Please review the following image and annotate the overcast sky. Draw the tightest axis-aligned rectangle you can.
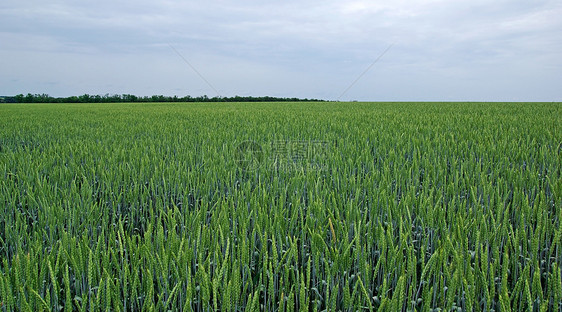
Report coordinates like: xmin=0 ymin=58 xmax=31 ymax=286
xmin=1 ymin=0 xmax=561 ymax=101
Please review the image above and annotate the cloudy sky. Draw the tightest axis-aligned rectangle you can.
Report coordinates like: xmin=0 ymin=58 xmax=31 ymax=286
xmin=1 ymin=0 xmax=561 ymax=101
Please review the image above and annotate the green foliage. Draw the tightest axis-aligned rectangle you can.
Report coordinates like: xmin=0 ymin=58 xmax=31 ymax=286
xmin=9 ymin=93 xmax=325 ymax=103
xmin=0 ymin=102 xmax=561 ymax=311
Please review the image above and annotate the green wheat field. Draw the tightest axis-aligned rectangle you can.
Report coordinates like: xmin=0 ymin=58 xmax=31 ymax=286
xmin=0 ymin=102 xmax=561 ymax=311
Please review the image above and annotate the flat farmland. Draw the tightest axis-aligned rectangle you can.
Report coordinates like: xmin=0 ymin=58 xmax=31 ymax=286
xmin=0 ymin=102 xmax=561 ymax=311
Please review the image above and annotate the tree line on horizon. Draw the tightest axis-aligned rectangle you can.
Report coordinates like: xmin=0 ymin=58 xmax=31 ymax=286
xmin=1 ymin=93 xmax=324 ymax=103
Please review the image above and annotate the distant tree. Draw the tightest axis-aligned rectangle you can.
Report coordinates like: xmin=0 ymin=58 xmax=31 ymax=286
xmin=24 ymin=93 xmax=34 ymax=102
xmin=78 ymin=94 xmax=91 ymax=103
xmin=7 ymin=93 xmax=324 ymax=103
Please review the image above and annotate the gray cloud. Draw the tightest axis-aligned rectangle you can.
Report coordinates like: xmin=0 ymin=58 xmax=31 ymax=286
xmin=1 ymin=0 xmax=561 ymax=100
